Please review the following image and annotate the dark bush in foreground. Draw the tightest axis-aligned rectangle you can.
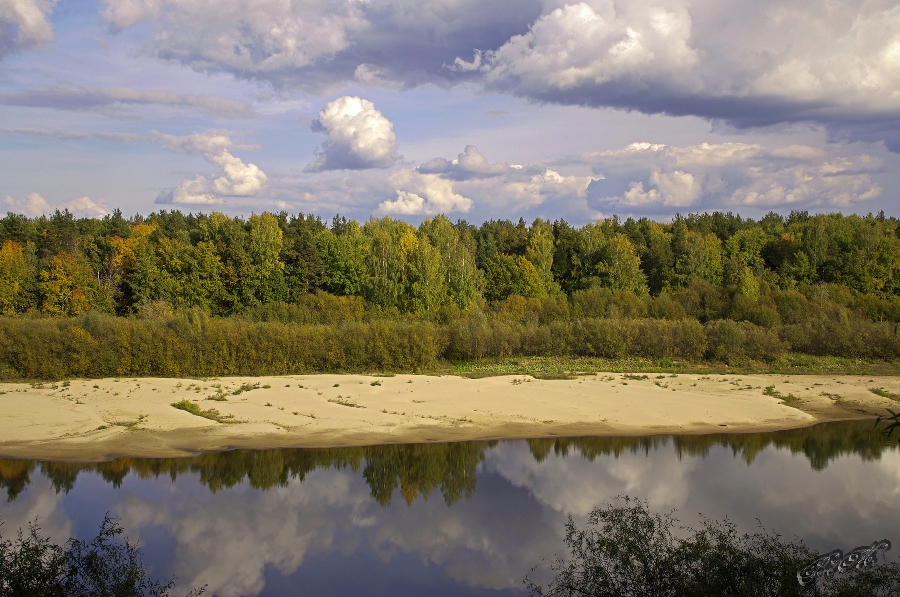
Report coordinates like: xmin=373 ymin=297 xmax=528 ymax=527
xmin=0 ymin=515 xmax=204 ymax=597
xmin=525 ymin=497 xmax=900 ymax=597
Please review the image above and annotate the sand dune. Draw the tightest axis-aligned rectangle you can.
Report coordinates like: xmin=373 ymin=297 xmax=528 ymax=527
xmin=1 ymin=372 xmax=897 ymax=461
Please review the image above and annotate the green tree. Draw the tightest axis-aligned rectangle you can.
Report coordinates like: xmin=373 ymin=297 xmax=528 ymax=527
xmin=403 ymin=231 xmax=446 ymax=315
xmin=597 ymin=234 xmax=649 ymax=297
xmin=196 ymin=212 xmax=254 ymax=313
xmin=315 ymin=223 xmax=368 ymax=297
xmin=420 ymin=216 xmax=481 ymax=309
xmin=634 ymin=220 xmax=675 ymax=295
xmin=526 ymin=219 xmax=557 ymax=293
xmin=363 ymin=217 xmax=408 ymax=309
xmin=566 ymin=222 xmax=609 ymax=291
xmin=279 ymin=213 xmax=326 ymax=300
xmin=111 ymin=222 xmax=163 ymax=312
xmin=483 ymin=254 xmax=545 ymax=301
xmin=247 ymin=212 xmax=286 ymax=303
xmin=673 ymin=224 xmax=723 ymax=287
xmin=154 ymin=238 xmax=226 ymax=314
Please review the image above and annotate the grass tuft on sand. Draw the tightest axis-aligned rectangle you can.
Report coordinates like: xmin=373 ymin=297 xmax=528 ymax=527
xmin=171 ymin=399 xmax=236 ymax=423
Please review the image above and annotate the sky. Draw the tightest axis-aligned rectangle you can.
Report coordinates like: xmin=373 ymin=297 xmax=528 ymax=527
xmin=1 ymin=0 xmax=900 ymax=224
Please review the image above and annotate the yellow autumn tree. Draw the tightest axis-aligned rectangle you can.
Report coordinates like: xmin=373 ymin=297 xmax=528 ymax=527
xmin=0 ymin=241 xmax=32 ymax=314
xmin=39 ymin=251 xmax=109 ymax=316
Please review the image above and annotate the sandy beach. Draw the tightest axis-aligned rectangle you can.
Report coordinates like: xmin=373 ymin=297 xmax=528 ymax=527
xmin=0 ymin=372 xmax=897 ymax=461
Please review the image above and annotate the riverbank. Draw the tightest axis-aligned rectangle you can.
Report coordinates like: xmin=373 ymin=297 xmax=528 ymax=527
xmin=1 ymin=373 xmax=897 ymax=461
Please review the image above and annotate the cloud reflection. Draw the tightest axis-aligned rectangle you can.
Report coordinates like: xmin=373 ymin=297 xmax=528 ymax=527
xmin=1 ymin=423 xmax=898 ymax=597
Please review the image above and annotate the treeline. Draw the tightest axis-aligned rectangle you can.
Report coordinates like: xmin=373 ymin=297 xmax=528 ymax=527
xmin=2 ymin=209 xmax=900 ymax=373
xmin=2 ymin=208 xmax=899 ymax=317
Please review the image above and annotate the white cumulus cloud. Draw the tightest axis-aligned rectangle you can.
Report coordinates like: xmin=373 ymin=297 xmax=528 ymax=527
xmin=0 ymin=0 xmax=56 ymax=59
xmin=481 ymin=1 xmax=698 ymax=91
xmin=4 ymin=192 xmax=111 ymax=218
xmin=576 ymin=141 xmax=883 ymax=214
xmin=4 ymin=192 xmax=51 ymax=217
xmin=378 ymin=145 xmax=597 ymax=217
xmin=152 ymin=130 xmax=267 ymax=205
xmin=379 ymin=170 xmax=472 ymax=215
xmin=306 ymin=96 xmax=398 ymax=172
xmin=154 ymin=175 xmax=222 ymax=206
xmin=64 ymin=196 xmax=112 ymax=218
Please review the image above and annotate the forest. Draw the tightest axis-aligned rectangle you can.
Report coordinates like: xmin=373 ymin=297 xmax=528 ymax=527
xmin=1 ymin=209 xmax=900 ymax=378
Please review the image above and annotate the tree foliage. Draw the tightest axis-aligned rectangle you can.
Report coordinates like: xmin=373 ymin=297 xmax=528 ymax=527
xmin=0 ymin=515 xmax=204 ymax=597
xmin=3 ymin=209 xmax=900 ymax=371
xmin=525 ymin=497 xmax=900 ymax=597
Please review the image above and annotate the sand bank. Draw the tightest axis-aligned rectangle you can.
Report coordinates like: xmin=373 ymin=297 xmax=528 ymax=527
xmin=0 ymin=373 xmax=897 ymax=461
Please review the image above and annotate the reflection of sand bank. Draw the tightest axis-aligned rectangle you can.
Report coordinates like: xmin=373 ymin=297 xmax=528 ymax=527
xmin=0 ymin=373 xmax=897 ymax=460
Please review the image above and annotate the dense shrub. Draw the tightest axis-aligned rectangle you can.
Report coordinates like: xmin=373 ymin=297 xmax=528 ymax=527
xmin=705 ymin=319 xmax=788 ymax=364
xmin=2 ymin=291 xmax=899 ymax=379
xmin=0 ymin=313 xmax=443 ymax=378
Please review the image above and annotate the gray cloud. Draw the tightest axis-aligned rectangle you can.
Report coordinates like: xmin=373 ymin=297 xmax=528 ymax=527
xmin=417 ymin=145 xmax=512 ymax=180
xmin=98 ymin=0 xmax=900 ymax=149
xmin=0 ymin=86 xmax=254 ymax=118
xmin=0 ymin=127 xmax=142 ymax=143
xmin=99 ymin=0 xmax=542 ymax=91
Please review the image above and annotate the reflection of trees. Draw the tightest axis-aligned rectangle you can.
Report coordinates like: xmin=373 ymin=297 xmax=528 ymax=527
xmin=0 ymin=458 xmax=32 ymax=502
xmin=363 ymin=442 xmax=489 ymax=506
xmin=1 ymin=420 xmax=896 ymax=503
xmin=0 ymin=441 xmax=496 ymax=505
xmin=527 ymin=420 xmax=894 ymax=471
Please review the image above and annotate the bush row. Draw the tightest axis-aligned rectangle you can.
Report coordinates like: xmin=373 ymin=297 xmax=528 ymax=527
xmin=2 ymin=311 xmax=899 ymax=379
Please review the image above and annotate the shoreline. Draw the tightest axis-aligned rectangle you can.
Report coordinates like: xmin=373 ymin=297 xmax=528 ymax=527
xmin=1 ymin=373 xmax=897 ymax=462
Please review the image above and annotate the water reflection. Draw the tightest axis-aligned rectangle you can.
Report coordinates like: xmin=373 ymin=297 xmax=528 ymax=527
xmin=1 ymin=420 xmax=893 ymax=503
xmin=0 ymin=420 xmax=898 ymax=597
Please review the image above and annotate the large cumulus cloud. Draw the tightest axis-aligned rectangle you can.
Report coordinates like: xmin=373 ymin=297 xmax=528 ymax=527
xmin=472 ymin=0 xmax=900 ymax=146
xmin=469 ymin=2 xmax=698 ymax=92
xmin=305 ymin=96 xmax=398 ymax=172
xmin=571 ymin=141 xmax=883 ymax=215
xmin=97 ymin=0 xmax=900 ymax=149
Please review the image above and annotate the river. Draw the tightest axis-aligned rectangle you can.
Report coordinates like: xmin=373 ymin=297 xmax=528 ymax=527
xmin=1 ymin=420 xmax=898 ymax=596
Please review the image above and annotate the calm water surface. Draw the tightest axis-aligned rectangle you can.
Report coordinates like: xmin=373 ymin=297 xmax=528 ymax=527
xmin=1 ymin=420 xmax=898 ymax=596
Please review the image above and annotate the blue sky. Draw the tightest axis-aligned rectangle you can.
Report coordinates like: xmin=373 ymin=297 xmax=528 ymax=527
xmin=2 ymin=0 xmax=900 ymax=224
